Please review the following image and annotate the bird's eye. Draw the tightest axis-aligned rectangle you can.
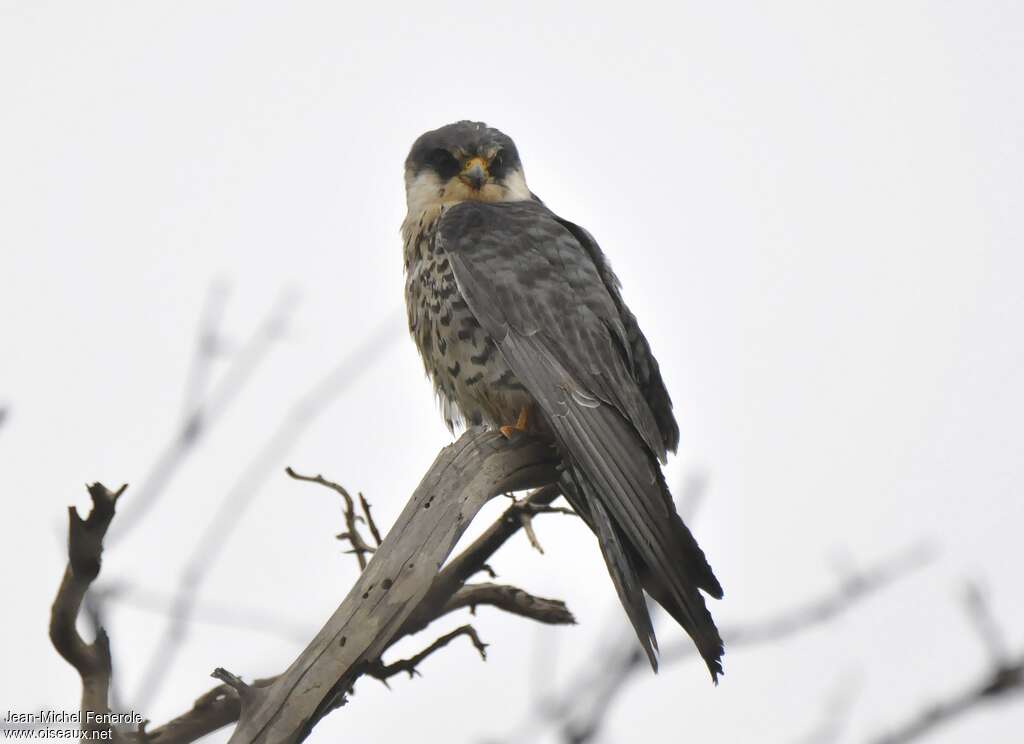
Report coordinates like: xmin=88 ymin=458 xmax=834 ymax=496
xmin=426 ymin=148 xmax=460 ymax=179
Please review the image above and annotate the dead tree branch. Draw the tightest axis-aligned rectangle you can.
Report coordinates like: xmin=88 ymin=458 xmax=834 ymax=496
xmin=49 ymin=482 xmax=127 ymax=740
xmin=52 ymin=428 xmax=569 ymax=744
xmin=365 ymin=625 xmax=489 ymax=684
xmin=144 ymin=678 xmax=276 ymax=744
xmin=84 ymin=471 xmax=571 ymax=744
xmin=402 ymin=482 xmax=564 ymax=635
xmin=442 ymin=583 xmax=575 ymax=626
xmin=138 ymin=574 xmax=573 ymax=744
xmin=359 ymin=493 xmax=384 ymax=547
xmin=223 ymin=427 xmax=560 ymax=744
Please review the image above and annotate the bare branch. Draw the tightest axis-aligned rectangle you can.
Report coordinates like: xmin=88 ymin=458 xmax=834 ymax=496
xmin=442 ymin=583 xmax=576 ymax=626
xmin=145 ymin=678 xmax=275 ymax=744
xmin=519 ymin=508 xmax=545 ymax=554
xmin=359 ymin=492 xmax=383 ymax=547
xmin=45 ymin=316 xmax=568 ymax=744
xmin=403 ymin=482 xmax=564 ymax=636
xmin=137 ymin=478 xmax=572 ymax=744
xmin=179 ymin=280 xmax=231 ymax=425
xmin=49 ymin=482 xmax=127 ymax=739
xmin=285 ymin=467 xmax=376 ymax=570
xmin=83 ymin=590 xmax=126 ymax=713
xmin=225 ymin=427 xmax=559 ymax=744
xmin=365 ymin=625 xmax=489 ymax=684
xmin=963 ymin=580 xmax=1010 ymax=665
xmin=210 ymin=668 xmax=250 ymax=695
xmin=509 ymin=495 xmax=578 ymax=555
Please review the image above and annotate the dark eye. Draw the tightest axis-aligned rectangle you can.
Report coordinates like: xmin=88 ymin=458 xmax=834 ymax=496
xmin=426 ymin=148 xmax=459 ymax=179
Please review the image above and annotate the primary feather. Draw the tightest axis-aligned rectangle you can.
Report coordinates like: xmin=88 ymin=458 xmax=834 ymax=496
xmin=436 ymin=201 xmax=724 ymax=679
xmin=402 ymin=121 xmax=724 ymax=680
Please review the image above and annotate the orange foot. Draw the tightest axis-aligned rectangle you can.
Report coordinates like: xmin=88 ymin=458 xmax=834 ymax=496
xmin=500 ymin=406 xmax=530 ymax=439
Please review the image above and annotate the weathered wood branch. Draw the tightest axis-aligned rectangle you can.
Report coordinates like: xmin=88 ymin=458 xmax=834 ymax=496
xmin=49 ymin=482 xmax=127 ymax=741
xmin=63 ymin=430 xmax=566 ymax=744
xmin=144 ymin=680 xmax=266 ymax=744
xmin=441 ymin=583 xmax=575 ymax=626
xmin=401 ymin=482 xmax=563 ymax=636
xmin=141 ymin=579 xmax=571 ymax=744
xmin=142 ymin=489 xmax=569 ymax=743
xmin=223 ymin=427 xmax=560 ymax=744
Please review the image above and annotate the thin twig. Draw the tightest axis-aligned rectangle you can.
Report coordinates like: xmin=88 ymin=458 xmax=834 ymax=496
xmin=180 ymin=280 xmax=231 ymax=426
xmin=359 ymin=493 xmax=383 ymax=547
xmin=365 ymin=625 xmax=489 ymax=684
xmin=963 ymin=580 xmax=1009 ymax=664
xmin=285 ymin=467 xmax=376 ymax=570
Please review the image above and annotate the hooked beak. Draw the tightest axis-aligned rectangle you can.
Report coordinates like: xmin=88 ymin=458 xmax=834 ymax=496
xmin=459 ymin=157 xmax=489 ymax=190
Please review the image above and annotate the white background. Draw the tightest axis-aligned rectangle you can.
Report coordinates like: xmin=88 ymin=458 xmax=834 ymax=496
xmin=2 ymin=2 xmax=1022 ymax=742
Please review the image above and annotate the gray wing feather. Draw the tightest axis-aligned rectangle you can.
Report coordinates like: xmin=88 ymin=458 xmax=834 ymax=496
xmin=439 ymin=201 xmax=665 ymax=459
xmin=438 ymin=200 xmax=724 ymax=679
xmin=553 ymin=216 xmax=680 ymax=453
xmin=558 ymin=466 xmax=659 ymax=669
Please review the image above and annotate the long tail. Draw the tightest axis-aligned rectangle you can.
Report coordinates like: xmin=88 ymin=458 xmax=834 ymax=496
xmin=550 ymin=404 xmax=725 ymax=680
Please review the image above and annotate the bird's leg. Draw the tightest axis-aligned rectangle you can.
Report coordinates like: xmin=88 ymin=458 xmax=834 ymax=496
xmin=499 ymin=405 xmax=530 ymax=439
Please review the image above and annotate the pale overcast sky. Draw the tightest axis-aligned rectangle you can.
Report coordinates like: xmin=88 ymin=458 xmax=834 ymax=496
xmin=2 ymin=2 xmax=1022 ymax=742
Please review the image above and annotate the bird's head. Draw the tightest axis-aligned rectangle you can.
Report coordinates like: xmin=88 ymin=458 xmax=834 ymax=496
xmin=404 ymin=121 xmax=532 ymax=214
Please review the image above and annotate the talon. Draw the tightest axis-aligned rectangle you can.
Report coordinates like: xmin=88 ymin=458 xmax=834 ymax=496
xmin=500 ymin=406 xmax=530 ymax=439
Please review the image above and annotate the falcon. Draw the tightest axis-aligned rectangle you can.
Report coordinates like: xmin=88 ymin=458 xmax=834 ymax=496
xmin=402 ymin=121 xmax=724 ymax=679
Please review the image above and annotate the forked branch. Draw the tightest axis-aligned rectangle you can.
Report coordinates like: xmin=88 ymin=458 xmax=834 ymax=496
xmin=49 ymin=482 xmax=127 ymax=739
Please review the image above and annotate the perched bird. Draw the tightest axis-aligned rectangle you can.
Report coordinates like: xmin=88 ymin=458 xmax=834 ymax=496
xmin=402 ymin=121 xmax=724 ymax=680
